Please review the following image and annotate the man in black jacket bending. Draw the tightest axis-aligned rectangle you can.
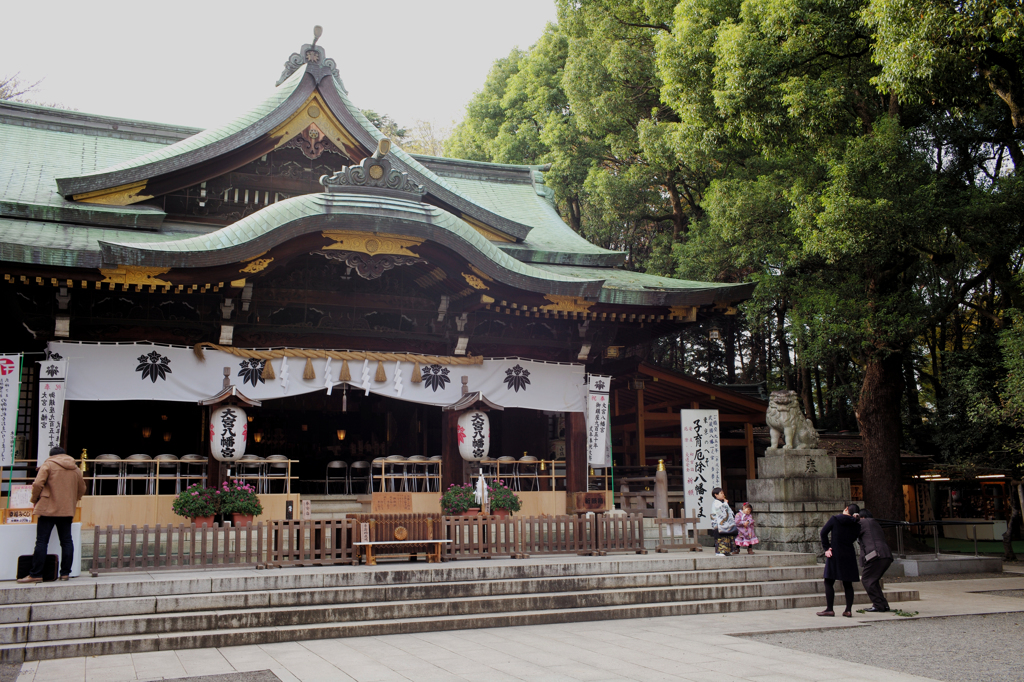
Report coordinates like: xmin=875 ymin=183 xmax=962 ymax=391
xmin=857 ymin=510 xmax=894 ymax=612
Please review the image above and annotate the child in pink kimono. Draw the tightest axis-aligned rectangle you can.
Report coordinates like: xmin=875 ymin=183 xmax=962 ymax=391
xmin=735 ymin=503 xmax=759 ymax=554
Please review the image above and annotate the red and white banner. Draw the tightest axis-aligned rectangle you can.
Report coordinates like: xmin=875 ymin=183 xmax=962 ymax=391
xmin=37 ymin=360 xmax=67 ymax=466
xmin=0 ymin=354 xmax=21 ymax=468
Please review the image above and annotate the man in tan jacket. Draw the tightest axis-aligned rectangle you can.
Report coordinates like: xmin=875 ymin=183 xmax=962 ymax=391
xmin=17 ymin=447 xmax=86 ymax=583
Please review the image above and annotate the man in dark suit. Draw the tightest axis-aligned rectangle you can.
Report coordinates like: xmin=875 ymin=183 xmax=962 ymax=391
xmin=857 ymin=509 xmax=894 ymax=612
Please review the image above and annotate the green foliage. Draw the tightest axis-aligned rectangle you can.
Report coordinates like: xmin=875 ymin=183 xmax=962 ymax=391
xmin=448 ymin=0 xmax=1024 ymax=478
xmin=864 ymin=0 xmax=1024 ymax=127
xmin=171 ymin=484 xmax=219 ymax=519
xmin=440 ymin=483 xmax=478 ymax=515
xmin=971 ymin=309 xmax=1024 ymax=468
xmin=361 ymin=110 xmax=408 ymax=143
xmin=487 ymin=480 xmax=522 ymax=513
xmin=218 ymin=479 xmax=263 ymax=517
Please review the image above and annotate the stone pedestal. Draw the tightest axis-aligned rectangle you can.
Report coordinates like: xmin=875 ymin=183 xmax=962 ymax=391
xmin=745 ymin=449 xmax=851 ymax=553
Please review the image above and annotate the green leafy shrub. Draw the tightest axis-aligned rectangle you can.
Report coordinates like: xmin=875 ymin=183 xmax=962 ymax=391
xmin=488 ymin=480 xmax=522 ymax=513
xmin=219 ymin=479 xmax=263 ymax=516
xmin=441 ymin=483 xmax=478 ymax=515
xmin=171 ymin=484 xmax=219 ymax=519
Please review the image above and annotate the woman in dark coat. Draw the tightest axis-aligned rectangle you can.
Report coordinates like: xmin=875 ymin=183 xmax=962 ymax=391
xmin=817 ymin=504 xmax=861 ymax=617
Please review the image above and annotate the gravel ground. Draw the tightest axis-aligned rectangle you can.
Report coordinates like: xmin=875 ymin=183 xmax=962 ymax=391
xmin=743 ymin=612 xmax=1024 ymax=682
xmin=163 ymin=673 xmax=281 ymax=682
xmin=886 ymin=571 xmax=1017 ymax=583
xmin=975 ymin=589 xmax=1024 ymax=599
xmin=0 ymin=663 xmax=18 ymax=682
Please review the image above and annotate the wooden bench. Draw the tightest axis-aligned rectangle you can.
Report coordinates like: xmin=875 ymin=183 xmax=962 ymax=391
xmin=353 ymin=539 xmax=451 ymax=565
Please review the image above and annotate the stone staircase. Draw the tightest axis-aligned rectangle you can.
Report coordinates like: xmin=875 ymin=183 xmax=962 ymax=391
xmin=0 ymin=553 xmax=918 ymax=663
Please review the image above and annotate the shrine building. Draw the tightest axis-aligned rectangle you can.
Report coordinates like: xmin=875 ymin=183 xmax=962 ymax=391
xmin=0 ymin=30 xmax=759 ymax=525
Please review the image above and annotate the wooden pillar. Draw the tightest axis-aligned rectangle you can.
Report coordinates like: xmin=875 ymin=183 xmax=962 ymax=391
xmin=565 ymin=411 xmax=587 ymax=494
xmin=441 ymin=410 xmax=462 ymax=492
xmin=636 ymin=387 xmax=646 ymax=466
xmin=745 ymin=422 xmax=756 ymax=480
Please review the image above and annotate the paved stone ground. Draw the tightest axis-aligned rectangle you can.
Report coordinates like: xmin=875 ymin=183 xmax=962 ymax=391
xmin=11 ymin=570 xmax=1024 ymax=682
xmin=746 ymin=612 xmax=1024 ymax=682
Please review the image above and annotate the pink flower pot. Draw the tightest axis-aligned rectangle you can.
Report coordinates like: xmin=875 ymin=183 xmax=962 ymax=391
xmin=191 ymin=516 xmax=215 ymax=528
xmin=491 ymin=508 xmax=511 ymax=519
xmin=231 ymin=513 xmax=254 ymax=527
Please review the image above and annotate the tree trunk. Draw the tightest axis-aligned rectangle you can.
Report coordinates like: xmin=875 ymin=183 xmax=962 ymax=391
xmin=1003 ymin=481 xmax=1021 ymax=562
xmin=776 ymin=307 xmax=793 ymax=389
xmin=814 ymin=365 xmax=824 ymax=423
xmin=859 ymin=352 xmax=905 ymax=533
xmin=725 ymin=317 xmax=736 ymax=383
xmin=800 ymin=364 xmax=815 ymax=427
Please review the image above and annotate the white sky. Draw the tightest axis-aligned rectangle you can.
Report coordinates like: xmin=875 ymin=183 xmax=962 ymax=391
xmin=1 ymin=0 xmax=557 ymax=130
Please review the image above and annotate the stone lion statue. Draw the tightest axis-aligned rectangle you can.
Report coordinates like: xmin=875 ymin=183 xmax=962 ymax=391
xmin=766 ymin=389 xmax=819 ymax=450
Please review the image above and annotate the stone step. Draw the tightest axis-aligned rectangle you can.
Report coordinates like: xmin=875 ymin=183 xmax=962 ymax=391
xmin=0 ymin=553 xmax=818 ymax=606
xmin=0 ymin=564 xmax=825 ymax=624
xmin=1 ymin=588 xmax=919 ymax=662
xmin=3 ymin=575 xmax=840 ymax=643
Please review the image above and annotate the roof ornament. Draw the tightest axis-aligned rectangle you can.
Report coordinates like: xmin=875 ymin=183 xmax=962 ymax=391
xmin=320 ymin=139 xmax=426 ymax=198
xmin=277 ymin=25 xmax=345 ymax=91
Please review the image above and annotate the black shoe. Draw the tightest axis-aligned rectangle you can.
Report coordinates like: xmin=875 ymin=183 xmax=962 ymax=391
xmin=865 ymin=606 xmax=889 ymax=613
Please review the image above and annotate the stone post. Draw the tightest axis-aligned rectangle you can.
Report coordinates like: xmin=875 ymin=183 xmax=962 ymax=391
xmin=745 ymin=448 xmax=851 ymax=553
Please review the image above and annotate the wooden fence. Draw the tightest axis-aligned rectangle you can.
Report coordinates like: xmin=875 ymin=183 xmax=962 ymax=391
xmin=265 ymin=519 xmax=358 ymax=567
xmin=654 ymin=510 xmax=704 ymax=553
xmin=90 ymin=522 xmax=264 ymax=575
xmin=88 ymin=513 xmax=650 ymax=574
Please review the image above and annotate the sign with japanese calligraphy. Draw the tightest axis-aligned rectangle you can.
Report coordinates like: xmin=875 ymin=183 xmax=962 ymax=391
xmin=0 ymin=354 xmax=21 ymax=468
xmin=209 ymin=405 xmax=247 ymax=461
xmin=9 ymin=484 xmax=32 ymax=509
xmin=586 ymin=375 xmax=611 ymax=467
xmin=36 ymin=360 xmax=67 ymax=466
xmin=457 ymin=410 xmax=490 ymax=461
xmin=681 ymin=409 xmax=721 ymax=530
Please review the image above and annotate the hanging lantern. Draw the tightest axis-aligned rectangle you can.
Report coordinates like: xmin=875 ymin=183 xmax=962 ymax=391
xmin=209 ymin=404 xmax=247 ymax=462
xmin=457 ymin=410 xmax=490 ymax=461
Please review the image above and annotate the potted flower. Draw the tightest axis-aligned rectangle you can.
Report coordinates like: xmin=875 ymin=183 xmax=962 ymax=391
xmin=219 ymin=479 xmax=263 ymax=527
xmin=441 ymin=483 xmax=480 ymax=516
xmin=488 ymin=480 xmax=521 ymax=518
xmin=172 ymin=484 xmax=219 ymax=527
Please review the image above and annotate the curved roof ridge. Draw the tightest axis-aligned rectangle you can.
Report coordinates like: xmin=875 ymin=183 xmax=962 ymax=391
xmin=57 ymin=69 xmax=307 ymax=188
xmin=99 ymin=191 xmax=604 ymax=298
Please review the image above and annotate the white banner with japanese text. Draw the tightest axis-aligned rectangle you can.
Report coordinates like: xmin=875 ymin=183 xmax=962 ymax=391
xmin=37 ymin=360 xmax=67 ymax=466
xmin=681 ymin=409 xmax=721 ymax=529
xmin=0 ymin=355 xmax=21 ymax=468
xmin=46 ymin=342 xmax=586 ymax=413
xmin=586 ymin=375 xmax=611 ymax=467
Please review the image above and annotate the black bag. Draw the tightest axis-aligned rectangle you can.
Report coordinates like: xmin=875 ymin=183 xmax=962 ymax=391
xmin=17 ymin=555 xmax=59 ymax=582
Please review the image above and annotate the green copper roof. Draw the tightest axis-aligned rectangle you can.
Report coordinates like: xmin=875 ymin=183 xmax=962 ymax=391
xmin=59 ymin=69 xmax=307 ymax=186
xmin=530 ymin=263 xmax=756 ymax=306
xmin=0 ymin=217 xmax=196 ymax=268
xmin=100 ymin=191 xmax=605 ymax=298
xmin=0 ymin=110 xmax=168 ymax=229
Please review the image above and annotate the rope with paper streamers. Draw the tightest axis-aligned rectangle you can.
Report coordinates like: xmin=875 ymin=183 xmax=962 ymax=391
xmin=192 ymin=343 xmax=482 ymax=383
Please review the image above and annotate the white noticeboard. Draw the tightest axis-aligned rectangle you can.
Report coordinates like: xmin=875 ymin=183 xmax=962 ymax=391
xmin=681 ymin=409 xmax=722 ymax=530
xmin=586 ymin=375 xmax=611 ymax=467
xmin=36 ymin=360 xmax=68 ymax=466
